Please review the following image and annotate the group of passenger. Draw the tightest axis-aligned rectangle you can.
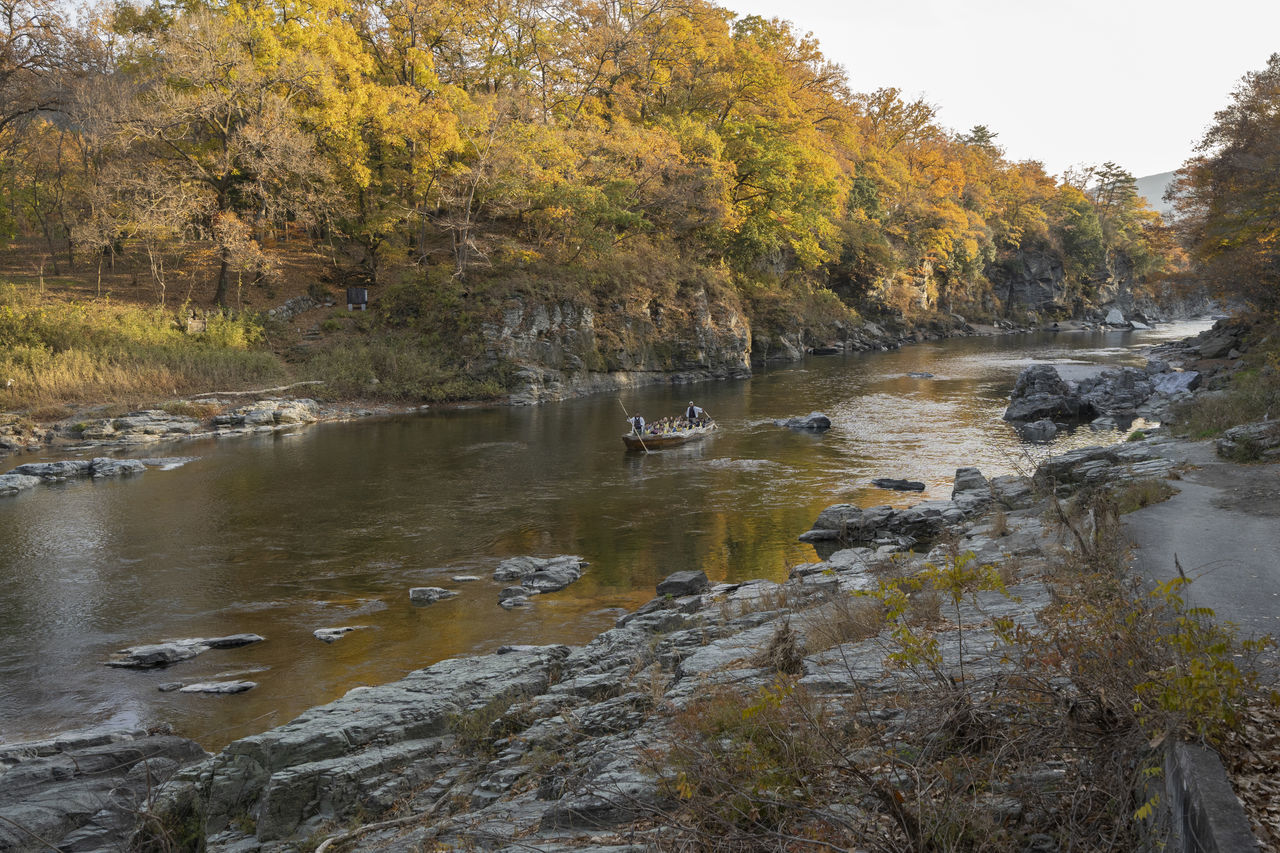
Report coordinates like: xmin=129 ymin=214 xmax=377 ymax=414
xmin=626 ymin=402 xmax=711 ymax=435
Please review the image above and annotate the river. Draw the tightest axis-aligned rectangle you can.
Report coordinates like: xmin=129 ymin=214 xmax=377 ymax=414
xmin=0 ymin=321 xmax=1210 ymax=749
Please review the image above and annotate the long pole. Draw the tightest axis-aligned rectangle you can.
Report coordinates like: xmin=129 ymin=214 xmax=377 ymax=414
xmin=618 ymin=398 xmax=649 ymax=453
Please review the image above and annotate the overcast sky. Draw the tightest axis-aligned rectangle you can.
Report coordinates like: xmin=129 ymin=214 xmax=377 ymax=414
xmin=721 ymin=0 xmax=1280 ymax=180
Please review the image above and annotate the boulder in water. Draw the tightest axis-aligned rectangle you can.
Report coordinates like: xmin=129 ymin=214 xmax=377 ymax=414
xmin=774 ymin=412 xmax=832 ymax=431
xmin=1018 ymin=419 xmax=1058 ymax=441
xmin=493 ymin=555 xmax=586 ymax=594
xmin=656 ymin=570 xmax=709 ymax=597
xmin=409 ymin=587 xmax=458 ymax=605
xmin=1003 ymin=365 xmax=1093 ymax=422
xmin=870 ymin=478 xmax=926 ymax=492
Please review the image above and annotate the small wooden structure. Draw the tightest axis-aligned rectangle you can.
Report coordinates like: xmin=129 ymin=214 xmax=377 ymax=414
xmin=346 ymin=287 xmax=369 ymax=311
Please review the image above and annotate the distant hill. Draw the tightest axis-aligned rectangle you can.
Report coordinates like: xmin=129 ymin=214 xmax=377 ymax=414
xmin=1135 ymin=171 xmax=1176 ymax=216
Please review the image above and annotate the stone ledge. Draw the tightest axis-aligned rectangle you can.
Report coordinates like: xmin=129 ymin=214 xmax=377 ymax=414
xmin=1163 ymin=741 xmax=1259 ymax=852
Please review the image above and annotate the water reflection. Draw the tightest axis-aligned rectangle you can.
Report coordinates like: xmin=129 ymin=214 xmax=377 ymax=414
xmin=0 ymin=322 xmax=1210 ymax=748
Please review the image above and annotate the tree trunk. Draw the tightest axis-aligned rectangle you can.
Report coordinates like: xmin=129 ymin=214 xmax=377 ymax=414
xmin=214 ymin=246 xmax=230 ymax=307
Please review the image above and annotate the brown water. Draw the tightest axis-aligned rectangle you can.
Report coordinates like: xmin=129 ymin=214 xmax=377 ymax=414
xmin=0 ymin=323 xmax=1210 ymax=749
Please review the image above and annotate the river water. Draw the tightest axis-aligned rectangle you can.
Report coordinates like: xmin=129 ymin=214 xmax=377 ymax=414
xmin=0 ymin=322 xmax=1210 ymax=749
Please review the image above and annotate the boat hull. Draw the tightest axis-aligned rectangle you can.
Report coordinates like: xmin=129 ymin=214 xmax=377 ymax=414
xmin=622 ymin=422 xmax=716 ymax=450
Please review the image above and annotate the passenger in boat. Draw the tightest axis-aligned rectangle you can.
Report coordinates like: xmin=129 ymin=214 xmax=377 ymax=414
xmin=685 ymin=401 xmax=709 ymax=425
xmin=627 ymin=414 xmax=645 ymax=434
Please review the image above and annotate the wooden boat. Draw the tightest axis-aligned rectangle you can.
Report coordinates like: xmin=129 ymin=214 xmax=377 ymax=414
xmin=622 ymin=420 xmax=717 ymax=450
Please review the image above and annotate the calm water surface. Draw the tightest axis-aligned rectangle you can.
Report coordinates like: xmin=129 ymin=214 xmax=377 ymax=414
xmin=0 ymin=323 xmax=1210 ymax=748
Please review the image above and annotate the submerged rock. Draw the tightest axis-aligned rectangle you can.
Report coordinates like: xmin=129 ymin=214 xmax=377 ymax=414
xmin=0 ymin=472 xmax=40 ymax=497
xmin=774 ymin=412 xmax=832 ymax=431
xmin=499 ymin=587 xmax=532 ymax=608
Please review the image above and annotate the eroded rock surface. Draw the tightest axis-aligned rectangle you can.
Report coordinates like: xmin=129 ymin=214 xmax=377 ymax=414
xmin=0 ymin=728 xmax=207 ymax=853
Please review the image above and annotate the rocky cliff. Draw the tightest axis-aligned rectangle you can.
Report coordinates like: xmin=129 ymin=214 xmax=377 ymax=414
xmin=482 ymin=287 xmax=753 ymax=405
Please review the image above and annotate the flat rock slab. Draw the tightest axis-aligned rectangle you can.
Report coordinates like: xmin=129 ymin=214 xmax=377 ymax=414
xmin=179 ymin=680 xmax=258 ymax=694
xmin=184 ymin=644 xmax=570 ymax=841
xmin=105 ymin=634 xmax=265 ymax=668
xmin=314 ymin=626 xmax=367 ymax=643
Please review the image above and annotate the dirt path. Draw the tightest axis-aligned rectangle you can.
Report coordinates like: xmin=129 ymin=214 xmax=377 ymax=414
xmin=1124 ymin=439 xmax=1280 ymax=668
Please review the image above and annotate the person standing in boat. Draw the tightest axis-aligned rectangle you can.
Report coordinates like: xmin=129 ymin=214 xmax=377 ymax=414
xmin=627 ymin=414 xmax=646 ymax=434
xmin=685 ymin=401 xmax=708 ymax=425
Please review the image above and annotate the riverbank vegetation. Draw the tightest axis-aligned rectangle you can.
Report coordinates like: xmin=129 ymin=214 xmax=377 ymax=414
xmin=0 ymin=283 xmax=283 ymax=415
xmin=0 ymin=0 xmax=1190 ymax=413
xmin=652 ymin=489 xmax=1275 ymax=851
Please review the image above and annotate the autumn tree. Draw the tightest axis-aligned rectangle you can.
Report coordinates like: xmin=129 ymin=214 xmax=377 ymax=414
xmin=1170 ymin=52 xmax=1280 ymax=313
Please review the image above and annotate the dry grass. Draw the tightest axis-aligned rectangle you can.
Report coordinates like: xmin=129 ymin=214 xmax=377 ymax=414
xmin=1113 ymin=478 xmax=1178 ymax=514
xmin=800 ymin=594 xmax=885 ymax=653
xmin=0 ymin=283 xmax=286 ymax=415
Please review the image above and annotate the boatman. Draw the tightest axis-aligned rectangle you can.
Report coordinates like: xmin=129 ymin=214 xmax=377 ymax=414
xmin=627 ymin=414 xmax=645 ymax=434
xmin=685 ymin=401 xmax=708 ymax=424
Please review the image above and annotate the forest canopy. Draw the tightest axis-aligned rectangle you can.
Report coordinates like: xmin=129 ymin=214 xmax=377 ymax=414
xmin=0 ymin=0 xmax=1174 ymax=319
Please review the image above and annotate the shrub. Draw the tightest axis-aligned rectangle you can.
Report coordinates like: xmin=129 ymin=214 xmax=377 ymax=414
xmin=1173 ymin=366 xmax=1280 ymax=438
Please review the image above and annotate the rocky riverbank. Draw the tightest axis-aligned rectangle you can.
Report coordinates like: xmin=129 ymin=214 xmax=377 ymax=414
xmin=5 ymin=320 xmax=1273 ymax=850
xmin=5 ymin=317 xmax=1267 ymax=853
xmin=2 ymin=432 xmax=1243 ymax=852
xmin=0 ymin=305 xmax=1190 ymax=469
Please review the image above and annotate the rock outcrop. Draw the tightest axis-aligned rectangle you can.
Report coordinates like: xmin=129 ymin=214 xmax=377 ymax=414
xmin=987 ymin=249 xmax=1066 ymax=312
xmin=0 ymin=727 xmax=208 ymax=853
xmin=0 ymin=415 xmax=52 ymax=453
xmin=486 ymin=294 xmax=753 ymax=405
xmin=1215 ymin=421 xmax=1280 ymax=462
xmin=107 ymin=428 xmax=1222 ymax=853
xmin=799 ymin=467 xmax=992 ymax=551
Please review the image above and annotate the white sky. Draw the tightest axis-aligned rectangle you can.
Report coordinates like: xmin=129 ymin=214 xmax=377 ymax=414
xmin=721 ymin=0 xmax=1280 ymax=179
